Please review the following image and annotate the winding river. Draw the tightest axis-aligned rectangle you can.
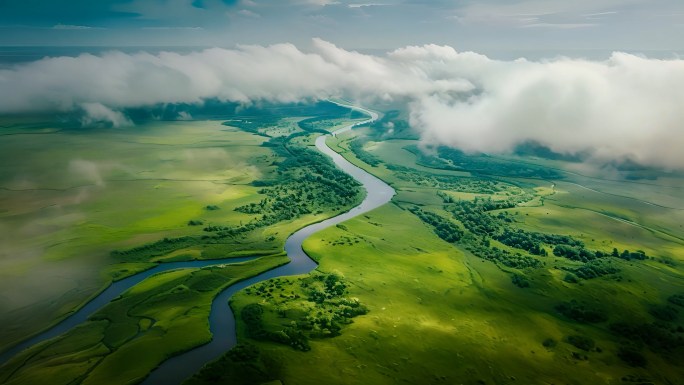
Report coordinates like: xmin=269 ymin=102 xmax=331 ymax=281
xmin=0 ymin=104 xmax=396 ymax=385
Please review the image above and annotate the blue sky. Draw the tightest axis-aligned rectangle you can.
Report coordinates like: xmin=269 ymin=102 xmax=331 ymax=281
xmin=0 ymin=0 xmax=683 ymax=52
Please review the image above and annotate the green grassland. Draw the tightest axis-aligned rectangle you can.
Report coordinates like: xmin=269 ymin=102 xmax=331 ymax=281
xmin=0 ymin=102 xmax=367 ymax=383
xmin=191 ymin=120 xmax=684 ymax=385
xmin=4 ymin=104 xmax=684 ymax=385
xmin=0 ymin=119 xmax=281 ymax=351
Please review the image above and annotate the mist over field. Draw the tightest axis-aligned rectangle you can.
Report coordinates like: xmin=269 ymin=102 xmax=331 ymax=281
xmin=2 ymin=39 xmax=684 ymax=169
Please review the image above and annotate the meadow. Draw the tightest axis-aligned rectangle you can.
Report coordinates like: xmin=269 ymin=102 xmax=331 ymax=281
xmin=190 ymin=116 xmax=684 ymax=385
xmin=0 ymin=118 xmax=282 ymax=350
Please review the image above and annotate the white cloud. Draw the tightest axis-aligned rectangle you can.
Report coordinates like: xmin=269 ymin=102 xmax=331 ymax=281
xmin=409 ymin=52 xmax=684 ymax=169
xmin=52 ymin=24 xmax=99 ymax=30
xmin=520 ymin=23 xmax=596 ymax=29
xmin=80 ymin=103 xmax=133 ymax=128
xmin=1 ymin=40 xmax=684 ymax=169
xmin=348 ymin=3 xmax=387 ymax=8
xmin=237 ymin=9 xmax=261 ymax=18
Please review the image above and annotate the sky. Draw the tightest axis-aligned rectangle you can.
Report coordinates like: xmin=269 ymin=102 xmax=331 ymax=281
xmin=1 ymin=0 xmax=683 ymax=53
xmin=1 ymin=0 xmax=684 ymax=170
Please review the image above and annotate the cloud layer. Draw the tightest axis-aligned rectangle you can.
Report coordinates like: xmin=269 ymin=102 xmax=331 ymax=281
xmin=1 ymin=39 xmax=684 ymax=169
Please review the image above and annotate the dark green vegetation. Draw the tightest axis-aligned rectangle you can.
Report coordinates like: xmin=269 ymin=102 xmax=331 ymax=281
xmin=406 ymin=145 xmax=563 ymax=178
xmin=233 ymin=142 xmax=361 ymax=222
xmin=184 ymin=343 xmax=274 ymax=385
xmin=187 ymin=114 xmax=684 ymax=385
xmin=240 ymin=273 xmax=368 ymax=350
xmin=189 ymin=273 xmax=369 ymax=383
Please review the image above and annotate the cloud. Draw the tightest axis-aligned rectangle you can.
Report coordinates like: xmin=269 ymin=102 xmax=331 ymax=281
xmin=80 ymin=103 xmax=134 ymax=127
xmin=69 ymin=159 xmax=105 ymax=187
xmin=409 ymin=52 xmax=684 ymax=170
xmin=1 ymin=39 xmax=684 ymax=169
xmin=237 ymin=9 xmax=261 ymax=17
xmin=52 ymin=24 xmax=100 ymax=30
xmin=348 ymin=3 xmax=388 ymax=8
xmin=520 ymin=23 xmax=596 ymax=29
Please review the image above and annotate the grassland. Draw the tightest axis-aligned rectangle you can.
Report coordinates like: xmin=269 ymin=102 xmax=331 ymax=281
xmin=0 ymin=119 xmax=285 ymax=351
xmin=0 ymin=102 xmax=369 ymax=384
xmin=4 ymin=103 xmax=684 ymax=385
xmin=190 ymin=117 xmax=684 ymax=385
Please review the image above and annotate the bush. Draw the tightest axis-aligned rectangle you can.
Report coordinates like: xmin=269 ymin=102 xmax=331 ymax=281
xmin=227 ymin=343 xmax=260 ymax=362
xmin=667 ymin=294 xmax=684 ymax=307
xmin=511 ymin=274 xmax=530 ymax=288
xmin=555 ymin=301 xmax=607 ymax=323
xmin=618 ymin=348 xmax=647 ymax=367
xmin=649 ymin=305 xmax=679 ymax=322
xmin=542 ymin=338 xmax=557 ymax=348
xmin=566 ymin=335 xmax=595 ymax=351
xmin=563 ymin=273 xmax=579 ymax=283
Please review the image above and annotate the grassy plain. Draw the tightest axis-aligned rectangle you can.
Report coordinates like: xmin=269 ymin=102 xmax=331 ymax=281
xmin=4 ymin=104 xmax=684 ymax=385
xmin=0 ymin=120 xmax=276 ymax=350
xmin=192 ymin=121 xmax=684 ymax=385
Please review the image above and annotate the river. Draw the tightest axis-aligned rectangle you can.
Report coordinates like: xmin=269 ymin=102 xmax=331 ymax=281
xmin=0 ymin=104 xmax=396 ymax=385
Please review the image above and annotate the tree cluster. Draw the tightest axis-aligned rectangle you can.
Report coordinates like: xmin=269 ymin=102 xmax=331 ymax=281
xmin=241 ymin=274 xmax=369 ymax=351
xmin=349 ymin=138 xmax=382 ymax=166
xmin=408 ymin=207 xmax=463 ymax=243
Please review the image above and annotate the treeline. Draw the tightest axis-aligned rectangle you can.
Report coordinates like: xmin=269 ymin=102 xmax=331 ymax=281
xmin=563 ymin=260 xmax=620 ymax=281
xmin=445 ymin=198 xmax=515 ymax=236
xmin=297 ymin=115 xmax=356 ymax=134
xmin=553 ymin=245 xmax=647 ymax=263
xmin=111 ymin=236 xmax=198 ymax=262
xmin=408 ymin=207 xmax=463 ymax=243
xmin=464 ymin=239 xmax=544 ymax=269
xmin=349 ymin=138 xmax=382 ymax=167
xmin=391 ymin=165 xmax=509 ymax=194
xmin=405 ymin=145 xmax=564 ymax=179
xmin=222 ymin=101 xmax=353 ymax=136
xmin=498 ymin=229 xmax=583 ymax=257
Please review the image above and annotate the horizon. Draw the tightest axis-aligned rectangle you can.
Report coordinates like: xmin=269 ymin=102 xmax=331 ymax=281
xmin=1 ymin=0 xmax=683 ymax=51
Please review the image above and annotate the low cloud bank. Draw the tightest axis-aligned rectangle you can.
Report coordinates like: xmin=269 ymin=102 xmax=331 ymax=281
xmin=1 ymin=39 xmax=683 ymax=169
